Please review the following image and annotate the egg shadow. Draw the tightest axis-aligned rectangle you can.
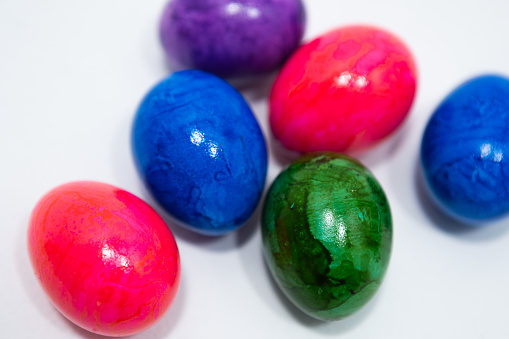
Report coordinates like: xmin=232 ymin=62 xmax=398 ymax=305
xmin=162 ymin=55 xmax=186 ymax=77
xmin=265 ymin=105 xmax=413 ymax=172
xmin=231 ymin=71 xmax=278 ymax=102
xmin=355 ymin=117 xmax=412 ymax=168
xmin=267 ymin=132 xmax=302 ymax=169
xmin=134 ymin=177 xmax=260 ymax=252
xmin=68 ymin=322 xmax=106 ymax=339
xmin=414 ymin=157 xmax=509 ymax=240
xmin=163 ymin=54 xmax=278 ymax=103
xmin=235 ymin=195 xmax=265 ymax=246
xmin=261 ymin=255 xmax=381 ymax=335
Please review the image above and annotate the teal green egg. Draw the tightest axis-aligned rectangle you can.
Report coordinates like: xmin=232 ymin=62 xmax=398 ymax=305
xmin=262 ymin=152 xmax=392 ymax=320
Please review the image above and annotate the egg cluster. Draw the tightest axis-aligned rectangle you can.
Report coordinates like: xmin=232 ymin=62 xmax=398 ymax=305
xmin=26 ymin=0 xmax=509 ymax=336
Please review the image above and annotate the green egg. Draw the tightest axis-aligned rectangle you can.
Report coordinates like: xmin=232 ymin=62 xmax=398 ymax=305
xmin=262 ymin=152 xmax=392 ymax=320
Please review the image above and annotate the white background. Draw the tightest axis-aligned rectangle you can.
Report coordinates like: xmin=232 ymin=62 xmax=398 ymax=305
xmin=1 ymin=0 xmax=509 ymax=338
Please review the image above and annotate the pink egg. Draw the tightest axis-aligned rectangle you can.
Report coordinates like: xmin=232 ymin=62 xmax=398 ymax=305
xmin=27 ymin=181 xmax=180 ymax=337
xmin=270 ymin=25 xmax=417 ymax=154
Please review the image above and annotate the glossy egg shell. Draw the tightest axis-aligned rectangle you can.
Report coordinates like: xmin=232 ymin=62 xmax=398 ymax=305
xmin=132 ymin=70 xmax=268 ymax=236
xmin=270 ymin=25 xmax=417 ymax=154
xmin=27 ymin=181 xmax=181 ymax=337
xmin=262 ymin=153 xmax=392 ymax=320
xmin=159 ymin=0 xmax=306 ymax=78
xmin=421 ymin=75 xmax=509 ymax=222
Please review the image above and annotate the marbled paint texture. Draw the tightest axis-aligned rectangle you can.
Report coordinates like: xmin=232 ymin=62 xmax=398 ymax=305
xmin=132 ymin=70 xmax=267 ymax=235
xmin=421 ymin=75 xmax=509 ymax=222
xmin=262 ymin=153 xmax=392 ymax=320
xmin=270 ymin=25 xmax=417 ymax=154
xmin=27 ymin=181 xmax=181 ymax=337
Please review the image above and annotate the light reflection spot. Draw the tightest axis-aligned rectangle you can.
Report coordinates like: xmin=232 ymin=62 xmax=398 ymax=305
xmin=494 ymin=151 xmax=503 ymax=162
xmin=333 ymin=71 xmax=368 ymax=89
xmin=322 ymin=209 xmax=347 ymax=245
xmin=334 ymin=72 xmax=352 ymax=87
xmin=208 ymin=142 xmax=219 ymax=158
xmin=226 ymin=3 xmax=242 ymax=15
xmin=354 ymin=76 xmax=368 ymax=89
xmin=246 ymin=7 xmax=260 ymax=18
xmin=324 ymin=210 xmax=334 ymax=225
xmin=481 ymin=143 xmax=492 ymax=158
xmin=102 ymin=244 xmax=132 ymax=271
xmin=190 ymin=130 xmax=204 ymax=146
xmin=337 ymin=223 xmax=346 ymax=241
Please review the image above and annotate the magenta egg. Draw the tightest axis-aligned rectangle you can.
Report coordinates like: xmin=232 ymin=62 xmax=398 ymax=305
xmin=270 ymin=25 xmax=417 ymax=154
xmin=27 ymin=181 xmax=181 ymax=337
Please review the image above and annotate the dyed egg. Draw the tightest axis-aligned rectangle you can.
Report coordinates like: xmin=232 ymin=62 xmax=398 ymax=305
xmin=262 ymin=153 xmax=392 ymax=320
xmin=27 ymin=181 xmax=180 ymax=337
xmin=270 ymin=25 xmax=417 ymax=154
xmin=132 ymin=70 xmax=267 ymax=235
xmin=159 ymin=0 xmax=306 ymax=78
xmin=421 ymin=75 xmax=509 ymax=222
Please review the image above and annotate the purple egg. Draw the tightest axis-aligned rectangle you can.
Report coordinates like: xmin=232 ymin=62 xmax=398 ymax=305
xmin=160 ymin=0 xmax=306 ymax=78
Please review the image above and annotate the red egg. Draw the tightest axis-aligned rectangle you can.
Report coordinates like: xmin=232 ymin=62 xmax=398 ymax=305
xmin=27 ymin=181 xmax=180 ymax=337
xmin=270 ymin=25 xmax=417 ymax=154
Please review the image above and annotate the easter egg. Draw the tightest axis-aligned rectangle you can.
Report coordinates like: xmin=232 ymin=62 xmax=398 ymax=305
xmin=421 ymin=75 xmax=509 ymax=222
xmin=159 ymin=0 xmax=306 ymax=78
xmin=27 ymin=181 xmax=180 ymax=337
xmin=270 ymin=25 xmax=417 ymax=154
xmin=132 ymin=70 xmax=267 ymax=235
xmin=262 ymin=153 xmax=392 ymax=320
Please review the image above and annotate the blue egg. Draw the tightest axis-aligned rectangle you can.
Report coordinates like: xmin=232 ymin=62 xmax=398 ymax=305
xmin=132 ymin=70 xmax=267 ymax=235
xmin=421 ymin=75 xmax=509 ymax=222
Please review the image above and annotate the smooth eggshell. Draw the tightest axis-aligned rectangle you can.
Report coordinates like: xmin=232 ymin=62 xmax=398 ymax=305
xmin=160 ymin=0 xmax=306 ymax=78
xmin=270 ymin=25 xmax=417 ymax=154
xmin=27 ymin=181 xmax=180 ymax=337
xmin=132 ymin=70 xmax=268 ymax=235
xmin=262 ymin=153 xmax=392 ymax=320
xmin=421 ymin=75 xmax=509 ymax=222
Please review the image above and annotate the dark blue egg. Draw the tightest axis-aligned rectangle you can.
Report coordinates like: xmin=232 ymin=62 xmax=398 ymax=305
xmin=132 ymin=70 xmax=267 ymax=235
xmin=421 ymin=75 xmax=509 ymax=222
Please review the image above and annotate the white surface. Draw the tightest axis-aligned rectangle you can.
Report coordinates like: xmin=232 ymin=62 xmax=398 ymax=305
xmin=1 ymin=0 xmax=509 ymax=338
